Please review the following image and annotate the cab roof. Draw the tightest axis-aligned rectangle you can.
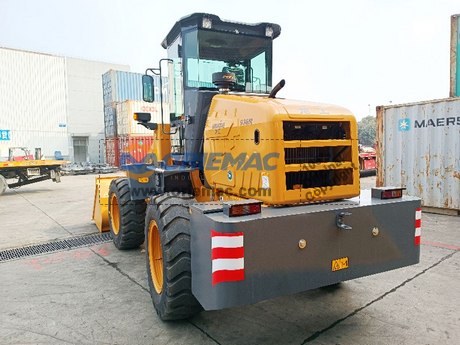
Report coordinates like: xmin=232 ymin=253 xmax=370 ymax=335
xmin=161 ymin=13 xmax=281 ymax=49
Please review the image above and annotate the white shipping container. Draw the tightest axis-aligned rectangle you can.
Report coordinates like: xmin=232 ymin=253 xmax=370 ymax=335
xmin=0 ymin=48 xmax=69 ymax=159
xmin=116 ymin=101 xmax=170 ymax=137
xmin=376 ymin=98 xmax=460 ymax=213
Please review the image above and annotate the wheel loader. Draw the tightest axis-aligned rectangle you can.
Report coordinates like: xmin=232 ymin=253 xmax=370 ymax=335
xmin=93 ymin=13 xmax=421 ymax=320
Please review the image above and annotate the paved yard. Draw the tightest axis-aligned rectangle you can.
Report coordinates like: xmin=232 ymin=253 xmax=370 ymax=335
xmin=0 ymin=174 xmax=459 ymax=344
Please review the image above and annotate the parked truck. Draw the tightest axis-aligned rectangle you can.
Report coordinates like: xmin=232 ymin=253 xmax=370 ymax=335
xmin=358 ymin=144 xmax=376 ymax=173
xmin=0 ymin=147 xmax=66 ymax=195
xmin=93 ymin=13 xmax=421 ymax=320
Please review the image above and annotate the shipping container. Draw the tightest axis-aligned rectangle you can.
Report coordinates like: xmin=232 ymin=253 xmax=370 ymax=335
xmin=105 ymin=138 xmax=120 ymax=167
xmin=102 ymin=70 xmax=168 ymax=105
xmin=450 ymin=14 xmax=460 ymax=98
xmin=118 ymin=136 xmax=155 ymax=167
xmin=376 ymin=98 xmax=460 ymax=214
xmin=116 ymin=100 xmax=170 ymax=136
xmin=104 ymin=103 xmax=118 ymax=138
xmin=106 ymin=136 xmax=156 ymax=168
xmin=65 ymin=57 xmax=129 ymax=163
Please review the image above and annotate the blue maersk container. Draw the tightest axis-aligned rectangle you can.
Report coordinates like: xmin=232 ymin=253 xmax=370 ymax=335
xmin=102 ymin=70 xmax=168 ymax=137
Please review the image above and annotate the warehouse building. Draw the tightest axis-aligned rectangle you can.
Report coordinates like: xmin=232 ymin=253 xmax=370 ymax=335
xmin=0 ymin=47 xmax=130 ymax=162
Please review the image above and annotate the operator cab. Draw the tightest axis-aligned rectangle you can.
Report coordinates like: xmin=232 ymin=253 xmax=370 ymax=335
xmin=142 ymin=13 xmax=281 ymax=158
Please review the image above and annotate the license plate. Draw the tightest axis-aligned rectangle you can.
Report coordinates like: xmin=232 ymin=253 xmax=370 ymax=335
xmin=27 ymin=168 xmax=40 ymax=176
xmin=332 ymin=257 xmax=349 ymax=271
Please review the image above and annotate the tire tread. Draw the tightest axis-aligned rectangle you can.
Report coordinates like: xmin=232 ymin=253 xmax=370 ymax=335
xmin=145 ymin=193 xmax=202 ymax=320
xmin=109 ymin=178 xmax=146 ymax=250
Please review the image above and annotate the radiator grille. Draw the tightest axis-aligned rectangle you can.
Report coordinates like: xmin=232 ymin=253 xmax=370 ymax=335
xmin=283 ymin=121 xmax=354 ymax=192
xmin=283 ymin=121 xmax=349 ymax=141
xmin=286 ymin=169 xmax=354 ymax=190
xmin=285 ymin=146 xmax=351 ymax=165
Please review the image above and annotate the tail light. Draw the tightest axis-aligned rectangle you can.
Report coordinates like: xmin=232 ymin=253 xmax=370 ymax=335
xmin=223 ymin=200 xmax=262 ymax=217
xmin=371 ymin=187 xmax=405 ymax=199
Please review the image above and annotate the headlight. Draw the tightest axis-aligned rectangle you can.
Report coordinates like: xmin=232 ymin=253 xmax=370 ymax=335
xmin=265 ymin=26 xmax=274 ymax=37
xmin=202 ymin=17 xmax=212 ymax=29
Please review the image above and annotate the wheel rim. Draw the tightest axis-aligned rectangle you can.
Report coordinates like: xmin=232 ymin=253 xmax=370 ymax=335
xmin=110 ymin=193 xmax=120 ymax=235
xmin=149 ymin=220 xmax=163 ymax=294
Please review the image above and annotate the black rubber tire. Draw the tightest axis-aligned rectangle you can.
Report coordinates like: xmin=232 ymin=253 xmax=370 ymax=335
xmin=145 ymin=193 xmax=202 ymax=320
xmin=0 ymin=175 xmax=7 ymax=195
xmin=108 ymin=178 xmax=146 ymax=250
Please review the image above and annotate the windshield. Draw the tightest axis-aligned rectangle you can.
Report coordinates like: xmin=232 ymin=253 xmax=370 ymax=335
xmin=183 ymin=29 xmax=273 ymax=93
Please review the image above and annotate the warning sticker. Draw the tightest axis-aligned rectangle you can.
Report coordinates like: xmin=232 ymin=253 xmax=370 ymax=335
xmin=332 ymin=257 xmax=349 ymax=271
xmin=261 ymin=174 xmax=269 ymax=190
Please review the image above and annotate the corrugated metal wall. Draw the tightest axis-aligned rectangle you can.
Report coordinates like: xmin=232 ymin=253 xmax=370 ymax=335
xmin=376 ymin=98 xmax=460 ymax=211
xmin=104 ymin=104 xmax=117 ymax=138
xmin=0 ymin=48 xmax=130 ymax=162
xmin=0 ymin=48 xmax=68 ymax=159
xmin=115 ymin=71 xmax=143 ymax=103
xmin=105 ymin=137 xmax=119 ymax=167
xmin=103 ymin=70 xmax=140 ymax=105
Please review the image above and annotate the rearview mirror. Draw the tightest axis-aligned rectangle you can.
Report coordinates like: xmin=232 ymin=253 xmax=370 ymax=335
xmin=142 ymin=75 xmax=154 ymax=103
xmin=133 ymin=112 xmax=151 ymax=122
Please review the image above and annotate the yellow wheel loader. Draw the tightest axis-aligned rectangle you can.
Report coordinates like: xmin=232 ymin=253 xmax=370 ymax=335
xmin=93 ymin=13 xmax=421 ymax=320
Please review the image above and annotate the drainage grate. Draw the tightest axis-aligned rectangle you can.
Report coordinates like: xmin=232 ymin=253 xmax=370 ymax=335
xmin=0 ymin=232 xmax=112 ymax=262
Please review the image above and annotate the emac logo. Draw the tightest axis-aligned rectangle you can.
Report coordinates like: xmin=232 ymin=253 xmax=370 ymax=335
xmin=399 ymin=116 xmax=460 ymax=131
xmin=120 ymin=141 xmax=156 ymax=181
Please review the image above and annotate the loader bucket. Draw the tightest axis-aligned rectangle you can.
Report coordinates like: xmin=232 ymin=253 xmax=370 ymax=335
xmin=92 ymin=176 xmax=123 ymax=232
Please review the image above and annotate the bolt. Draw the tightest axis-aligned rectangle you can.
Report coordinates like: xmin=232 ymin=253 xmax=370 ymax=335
xmin=372 ymin=227 xmax=379 ymax=236
xmin=299 ymin=239 xmax=307 ymax=249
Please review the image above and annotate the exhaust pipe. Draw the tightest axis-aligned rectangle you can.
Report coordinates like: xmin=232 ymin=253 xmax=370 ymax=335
xmin=268 ymin=79 xmax=285 ymax=98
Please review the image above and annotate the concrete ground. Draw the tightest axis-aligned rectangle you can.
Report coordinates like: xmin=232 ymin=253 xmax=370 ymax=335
xmin=0 ymin=174 xmax=459 ymax=345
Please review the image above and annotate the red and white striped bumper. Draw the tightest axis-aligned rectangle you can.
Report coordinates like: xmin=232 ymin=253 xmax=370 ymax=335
xmin=415 ymin=208 xmax=422 ymax=245
xmin=211 ymin=230 xmax=244 ymax=285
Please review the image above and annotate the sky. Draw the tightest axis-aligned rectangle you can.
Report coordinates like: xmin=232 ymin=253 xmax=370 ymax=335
xmin=1 ymin=0 xmax=459 ymax=120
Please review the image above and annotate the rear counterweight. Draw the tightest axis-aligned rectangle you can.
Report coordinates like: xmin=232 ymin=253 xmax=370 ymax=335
xmin=190 ymin=190 xmax=421 ymax=310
